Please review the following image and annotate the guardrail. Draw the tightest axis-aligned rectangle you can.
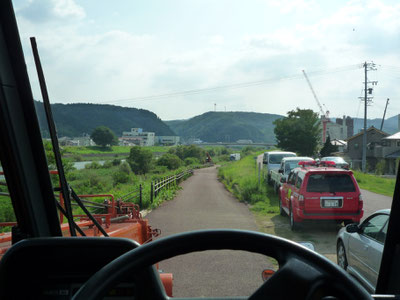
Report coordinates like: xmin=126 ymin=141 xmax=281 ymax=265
xmin=151 ymin=169 xmax=193 ymax=203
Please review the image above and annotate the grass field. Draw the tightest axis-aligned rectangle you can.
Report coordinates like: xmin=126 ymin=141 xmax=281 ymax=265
xmin=63 ymin=145 xmax=171 ymax=155
xmin=218 ymin=153 xmax=279 ymax=215
xmin=353 ymin=171 xmax=396 ymax=197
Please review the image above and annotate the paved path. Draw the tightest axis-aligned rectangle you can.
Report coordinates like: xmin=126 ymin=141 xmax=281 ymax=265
xmin=360 ymin=189 xmax=392 ymax=220
xmin=147 ymin=166 xmax=271 ymax=298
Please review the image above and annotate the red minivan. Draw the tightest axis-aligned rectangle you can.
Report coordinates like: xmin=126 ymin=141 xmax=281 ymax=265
xmin=279 ymin=165 xmax=363 ymax=230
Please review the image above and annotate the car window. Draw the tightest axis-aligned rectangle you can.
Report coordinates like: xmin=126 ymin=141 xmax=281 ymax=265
xmin=306 ymin=174 xmax=356 ymax=193
xmin=361 ymin=214 xmax=389 ymax=242
xmin=288 ymin=172 xmax=296 ymax=185
xmin=376 ymin=220 xmax=389 ymax=244
xmin=269 ymin=154 xmax=294 ymax=164
xmin=295 ymin=176 xmax=302 ymax=189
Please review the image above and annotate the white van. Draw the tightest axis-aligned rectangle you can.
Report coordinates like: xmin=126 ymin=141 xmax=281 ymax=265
xmin=263 ymin=151 xmax=296 ymax=185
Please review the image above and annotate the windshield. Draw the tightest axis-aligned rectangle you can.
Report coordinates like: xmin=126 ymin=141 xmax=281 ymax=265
xmin=1 ymin=0 xmax=398 ymax=298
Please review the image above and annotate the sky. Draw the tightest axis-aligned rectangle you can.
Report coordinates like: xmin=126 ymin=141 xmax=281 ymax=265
xmin=12 ymin=0 xmax=400 ymax=121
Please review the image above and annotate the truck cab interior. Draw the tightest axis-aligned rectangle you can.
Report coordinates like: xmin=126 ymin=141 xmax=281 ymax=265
xmin=1 ymin=0 xmax=400 ymax=299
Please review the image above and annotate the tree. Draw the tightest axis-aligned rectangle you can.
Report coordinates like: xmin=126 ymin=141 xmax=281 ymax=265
xmin=273 ymin=108 xmax=320 ymax=156
xmin=157 ymin=153 xmax=183 ymax=170
xmin=127 ymin=147 xmax=153 ymax=174
xmin=319 ymin=136 xmax=339 ymax=157
xmin=90 ymin=126 xmax=118 ymax=147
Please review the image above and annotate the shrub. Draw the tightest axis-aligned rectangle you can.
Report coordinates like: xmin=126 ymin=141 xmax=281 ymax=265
xmin=157 ymin=153 xmax=183 ymax=170
xmin=119 ymin=161 xmax=131 ymax=174
xmin=73 ymin=155 xmax=83 ymax=162
xmin=184 ymin=157 xmax=199 ymax=166
xmin=102 ymin=160 xmax=113 ymax=168
xmin=113 ymin=171 xmax=130 ymax=185
xmin=375 ymin=159 xmax=386 ymax=175
xmin=85 ymin=161 xmax=102 ymax=169
xmin=112 ymin=158 xmax=121 ymax=166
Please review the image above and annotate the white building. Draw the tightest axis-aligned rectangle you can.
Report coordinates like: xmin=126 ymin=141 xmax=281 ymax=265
xmin=121 ymin=128 xmax=155 ymax=146
xmin=156 ymin=136 xmax=180 ymax=146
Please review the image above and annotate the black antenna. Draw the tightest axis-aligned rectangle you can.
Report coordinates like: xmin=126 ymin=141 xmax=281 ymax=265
xmin=30 ymin=37 xmax=77 ymax=236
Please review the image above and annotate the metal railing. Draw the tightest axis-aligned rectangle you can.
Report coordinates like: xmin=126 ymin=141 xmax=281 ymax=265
xmin=151 ymin=169 xmax=193 ymax=203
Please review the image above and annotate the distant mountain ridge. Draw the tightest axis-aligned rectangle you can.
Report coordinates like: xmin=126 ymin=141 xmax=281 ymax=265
xmin=34 ymin=102 xmax=175 ymax=137
xmin=351 ymin=115 xmax=399 ymax=135
xmin=165 ymin=111 xmax=284 ymax=143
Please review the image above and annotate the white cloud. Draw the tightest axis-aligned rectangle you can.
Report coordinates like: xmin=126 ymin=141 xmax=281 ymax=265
xmin=17 ymin=0 xmax=85 ymax=22
xmin=52 ymin=0 xmax=85 ymax=19
xmin=14 ymin=0 xmax=400 ymax=120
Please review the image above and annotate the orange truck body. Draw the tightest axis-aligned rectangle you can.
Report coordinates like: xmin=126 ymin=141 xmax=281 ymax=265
xmin=0 ymin=172 xmax=173 ymax=296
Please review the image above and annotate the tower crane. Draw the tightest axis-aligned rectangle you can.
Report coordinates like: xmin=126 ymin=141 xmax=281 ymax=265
xmin=302 ymin=70 xmax=330 ymax=143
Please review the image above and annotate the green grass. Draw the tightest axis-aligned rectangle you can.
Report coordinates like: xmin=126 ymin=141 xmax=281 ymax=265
xmin=218 ymin=152 xmax=279 ymax=215
xmin=352 ymin=171 xmax=396 ymax=197
xmin=63 ymin=145 xmax=170 ymax=155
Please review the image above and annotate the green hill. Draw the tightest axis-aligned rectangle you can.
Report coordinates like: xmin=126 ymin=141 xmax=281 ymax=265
xmin=34 ymin=102 xmax=175 ymax=137
xmin=165 ymin=111 xmax=283 ymax=143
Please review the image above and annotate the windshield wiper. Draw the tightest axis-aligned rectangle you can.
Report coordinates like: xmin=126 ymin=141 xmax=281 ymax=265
xmin=30 ymin=37 xmax=108 ymax=237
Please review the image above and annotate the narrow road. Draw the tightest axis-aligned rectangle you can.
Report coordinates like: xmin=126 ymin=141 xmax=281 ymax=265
xmin=147 ymin=166 xmax=271 ymax=298
xmin=360 ymin=189 xmax=392 ymax=220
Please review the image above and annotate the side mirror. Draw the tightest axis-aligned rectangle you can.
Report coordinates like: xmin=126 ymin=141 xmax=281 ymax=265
xmin=278 ymin=169 xmax=283 ymax=174
xmin=263 ymin=161 xmax=268 ymax=165
xmin=346 ymin=223 xmax=359 ymax=233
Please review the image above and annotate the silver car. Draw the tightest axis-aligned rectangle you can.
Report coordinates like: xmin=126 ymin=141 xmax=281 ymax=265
xmin=321 ymin=156 xmax=349 ymax=169
xmin=336 ymin=209 xmax=390 ymax=292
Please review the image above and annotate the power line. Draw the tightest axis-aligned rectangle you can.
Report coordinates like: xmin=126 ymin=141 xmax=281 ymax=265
xmin=93 ymin=64 xmax=361 ymax=105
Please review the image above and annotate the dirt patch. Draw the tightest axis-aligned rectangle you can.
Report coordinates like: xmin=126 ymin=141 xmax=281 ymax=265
xmin=254 ymin=212 xmax=341 ymax=264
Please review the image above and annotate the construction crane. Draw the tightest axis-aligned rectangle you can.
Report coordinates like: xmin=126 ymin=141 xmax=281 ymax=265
xmin=302 ymin=70 xmax=330 ymax=143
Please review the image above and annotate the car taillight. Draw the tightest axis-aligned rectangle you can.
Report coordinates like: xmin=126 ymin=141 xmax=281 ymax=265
xmin=299 ymin=195 xmax=304 ymax=208
xmin=358 ymin=194 xmax=363 ymax=210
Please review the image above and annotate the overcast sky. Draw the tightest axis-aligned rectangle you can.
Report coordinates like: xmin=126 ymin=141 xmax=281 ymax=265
xmin=13 ymin=0 xmax=400 ymax=120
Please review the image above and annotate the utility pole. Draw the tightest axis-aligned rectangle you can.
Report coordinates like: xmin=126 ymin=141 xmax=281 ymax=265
xmin=360 ymin=61 xmax=377 ymax=173
xmin=380 ymin=98 xmax=389 ymax=131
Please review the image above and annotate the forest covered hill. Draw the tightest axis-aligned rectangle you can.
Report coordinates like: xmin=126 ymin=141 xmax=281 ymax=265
xmin=34 ymin=102 xmax=175 ymax=137
xmin=165 ymin=111 xmax=283 ymax=143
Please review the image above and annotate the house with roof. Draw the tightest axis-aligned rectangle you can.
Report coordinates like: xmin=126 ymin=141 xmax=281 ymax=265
xmin=374 ymin=132 xmax=400 ymax=174
xmin=344 ymin=126 xmax=389 ymax=170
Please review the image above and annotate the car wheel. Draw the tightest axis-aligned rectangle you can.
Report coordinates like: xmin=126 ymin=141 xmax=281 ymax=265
xmin=337 ymin=240 xmax=348 ymax=270
xmin=289 ymin=207 xmax=298 ymax=231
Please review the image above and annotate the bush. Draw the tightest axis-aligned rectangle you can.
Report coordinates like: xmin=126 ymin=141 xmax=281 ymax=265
xmin=112 ymin=158 xmax=121 ymax=166
xmin=73 ymin=155 xmax=83 ymax=162
xmin=119 ymin=162 xmax=131 ymax=174
xmin=157 ymin=153 xmax=183 ymax=170
xmin=85 ymin=161 xmax=102 ymax=169
xmin=184 ymin=157 xmax=199 ymax=166
xmin=113 ymin=171 xmax=130 ymax=185
xmin=153 ymin=165 xmax=168 ymax=174
xmin=375 ymin=159 xmax=386 ymax=175
xmin=218 ymin=154 xmax=230 ymax=162
xmin=102 ymin=160 xmax=113 ymax=168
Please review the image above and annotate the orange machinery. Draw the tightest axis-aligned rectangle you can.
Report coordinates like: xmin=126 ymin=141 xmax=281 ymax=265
xmin=0 ymin=171 xmax=173 ymax=296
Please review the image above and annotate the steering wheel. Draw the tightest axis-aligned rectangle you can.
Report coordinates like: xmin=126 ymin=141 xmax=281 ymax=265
xmin=72 ymin=229 xmax=372 ymax=300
